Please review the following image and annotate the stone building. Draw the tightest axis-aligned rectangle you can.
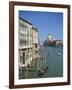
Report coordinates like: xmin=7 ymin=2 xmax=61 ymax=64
xmin=19 ymin=17 xmax=40 ymax=72
xmin=31 ymin=27 xmax=40 ymax=68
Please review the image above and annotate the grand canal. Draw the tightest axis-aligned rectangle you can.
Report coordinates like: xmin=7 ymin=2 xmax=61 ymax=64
xmin=19 ymin=46 xmax=63 ymax=79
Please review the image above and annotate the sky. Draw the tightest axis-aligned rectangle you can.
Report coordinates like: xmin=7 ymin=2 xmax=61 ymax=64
xmin=19 ymin=10 xmax=63 ymax=43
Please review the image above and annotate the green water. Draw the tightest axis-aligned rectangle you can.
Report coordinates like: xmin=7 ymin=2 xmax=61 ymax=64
xmin=19 ymin=46 xmax=63 ymax=79
xmin=42 ymin=46 xmax=63 ymax=78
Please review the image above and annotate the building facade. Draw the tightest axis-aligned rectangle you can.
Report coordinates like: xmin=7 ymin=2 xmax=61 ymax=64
xmin=31 ymin=27 xmax=40 ymax=68
xmin=19 ymin=17 xmax=40 ymax=73
xmin=32 ymin=27 xmax=39 ymax=58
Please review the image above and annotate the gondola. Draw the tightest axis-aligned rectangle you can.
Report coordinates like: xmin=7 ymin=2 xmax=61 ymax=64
xmin=38 ymin=66 xmax=49 ymax=76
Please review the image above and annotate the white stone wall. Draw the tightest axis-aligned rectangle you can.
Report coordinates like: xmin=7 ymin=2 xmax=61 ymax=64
xmin=19 ymin=18 xmax=33 ymax=67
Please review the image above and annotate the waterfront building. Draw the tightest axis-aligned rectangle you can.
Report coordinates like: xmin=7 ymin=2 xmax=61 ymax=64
xmin=32 ymin=27 xmax=40 ymax=68
xmin=19 ymin=17 xmax=40 ymax=72
xmin=55 ymin=40 xmax=63 ymax=46
xmin=19 ymin=17 xmax=33 ymax=69
xmin=32 ymin=27 xmax=39 ymax=54
xmin=44 ymin=34 xmax=63 ymax=47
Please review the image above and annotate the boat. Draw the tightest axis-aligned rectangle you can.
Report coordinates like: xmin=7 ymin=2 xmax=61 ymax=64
xmin=38 ymin=66 xmax=49 ymax=76
xmin=57 ymin=52 xmax=61 ymax=56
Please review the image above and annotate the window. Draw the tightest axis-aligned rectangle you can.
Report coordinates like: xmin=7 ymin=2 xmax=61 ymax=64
xmin=20 ymin=55 xmax=23 ymax=63
xmin=19 ymin=24 xmax=27 ymax=34
xmin=20 ymin=39 xmax=28 ymax=46
xmin=23 ymin=52 xmax=25 ymax=64
xmin=35 ymin=44 xmax=37 ymax=48
xmin=20 ymin=33 xmax=27 ymax=38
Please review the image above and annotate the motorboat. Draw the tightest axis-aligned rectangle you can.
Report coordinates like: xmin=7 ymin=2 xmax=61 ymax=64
xmin=57 ymin=52 xmax=61 ymax=56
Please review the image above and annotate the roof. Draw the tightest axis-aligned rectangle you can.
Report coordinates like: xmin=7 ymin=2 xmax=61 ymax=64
xmin=19 ymin=17 xmax=39 ymax=32
xmin=19 ymin=17 xmax=32 ymax=25
xmin=32 ymin=27 xmax=38 ymax=32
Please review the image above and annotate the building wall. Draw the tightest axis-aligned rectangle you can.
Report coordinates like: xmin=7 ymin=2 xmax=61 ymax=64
xmin=19 ymin=19 xmax=33 ymax=49
xmin=19 ymin=18 xmax=39 ymax=68
xmin=32 ymin=28 xmax=40 ymax=68
xmin=32 ymin=28 xmax=38 ymax=43
xmin=19 ymin=18 xmax=33 ymax=68
xmin=32 ymin=28 xmax=39 ymax=49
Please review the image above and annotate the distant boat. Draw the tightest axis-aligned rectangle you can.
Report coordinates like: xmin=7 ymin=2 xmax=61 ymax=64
xmin=57 ymin=52 xmax=61 ymax=56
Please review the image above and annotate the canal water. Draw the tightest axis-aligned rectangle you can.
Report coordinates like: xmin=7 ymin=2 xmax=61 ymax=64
xmin=41 ymin=46 xmax=63 ymax=78
xmin=19 ymin=46 xmax=63 ymax=79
